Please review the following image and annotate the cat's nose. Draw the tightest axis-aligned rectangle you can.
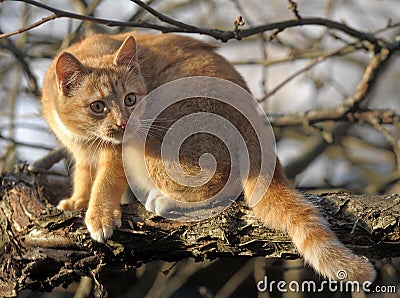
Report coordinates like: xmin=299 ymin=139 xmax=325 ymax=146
xmin=116 ymin=121 xmax=127 ymax=130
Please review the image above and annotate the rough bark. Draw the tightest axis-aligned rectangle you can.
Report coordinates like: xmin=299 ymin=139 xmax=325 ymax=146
xmin=0 ymin=163 xmax=399 ymax=297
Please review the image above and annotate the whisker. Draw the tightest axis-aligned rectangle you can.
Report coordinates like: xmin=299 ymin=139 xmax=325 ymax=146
xmin=140 ymin=117 xmax=176 ymax=123
xmin=139 ymin=124 xmax=169 ymax=131
xmin=137 ymin=128 xmax=163 ymax=146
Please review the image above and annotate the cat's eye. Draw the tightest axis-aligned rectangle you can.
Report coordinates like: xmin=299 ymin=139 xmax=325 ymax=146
xmin=124 ymin=92 xmax=137 ymax=107
xmin=90 ymin=101 xmax=106 ymax=113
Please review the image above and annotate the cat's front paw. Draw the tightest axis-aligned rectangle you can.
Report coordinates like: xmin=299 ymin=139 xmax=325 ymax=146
xmin=85 ymin=207 xmax=122 ymax=242
xmin=57 ymin=196 xmax=89 ymax=210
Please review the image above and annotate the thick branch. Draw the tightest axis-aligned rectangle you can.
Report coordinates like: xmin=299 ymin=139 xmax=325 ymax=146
xmin=0 ymin=164 xmax=399 ymax=297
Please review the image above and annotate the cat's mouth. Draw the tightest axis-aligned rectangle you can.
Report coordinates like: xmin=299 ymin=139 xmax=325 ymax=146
xmin=103 ymin=130 xmax=124 ymax=144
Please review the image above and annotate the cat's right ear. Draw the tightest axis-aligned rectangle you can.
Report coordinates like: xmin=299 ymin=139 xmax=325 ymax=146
xmin=56 ymin=52 xmax=87 ymax=96
xmin=114 ymin=36 xmax=139 ymax=70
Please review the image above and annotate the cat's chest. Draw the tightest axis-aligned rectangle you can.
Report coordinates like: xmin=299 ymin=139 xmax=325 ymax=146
xmin=123 ymin=145 xmax=154 ymax=192
xmin=51 ymin=110 xmax=86 ymax=148
xmin=49 ymin=110 xmax=99 ymax=164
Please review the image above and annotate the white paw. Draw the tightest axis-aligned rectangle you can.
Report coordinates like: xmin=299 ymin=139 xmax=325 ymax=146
xmin=85 ymin=209 xmax=122 ymax=242
xmin=87 ymin=224 xmax=114 ymax=243
xmin=145 ymin=188 xmax=175 ymax=216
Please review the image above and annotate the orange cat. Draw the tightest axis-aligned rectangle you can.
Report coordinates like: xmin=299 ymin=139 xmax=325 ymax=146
xmin=42 ymin=32 xmax=375 ymax=282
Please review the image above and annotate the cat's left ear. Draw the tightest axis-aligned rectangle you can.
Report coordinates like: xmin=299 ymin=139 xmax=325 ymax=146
xmin=114 ymin=36 xmax=138 ymax=69
xmin=56 ymin=52 xmax=87 ymax=96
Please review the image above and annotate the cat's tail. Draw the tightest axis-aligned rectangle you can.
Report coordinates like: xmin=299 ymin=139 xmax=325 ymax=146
xmin=243 ymin=162 xmax=376 ymax=282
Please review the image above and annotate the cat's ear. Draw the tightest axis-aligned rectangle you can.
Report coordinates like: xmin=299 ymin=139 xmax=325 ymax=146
xmin=114 ymin=36 xmax=138 ymax=69
xmin=56 ymin=52 xmax=87 ymax=96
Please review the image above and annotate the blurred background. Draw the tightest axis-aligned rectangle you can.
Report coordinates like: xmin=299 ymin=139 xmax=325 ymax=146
xmin=1 ymin=0 xmax=400 ymax=297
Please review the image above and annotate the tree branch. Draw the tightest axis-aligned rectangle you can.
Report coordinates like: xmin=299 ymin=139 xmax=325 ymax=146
xmin=0 ymin=31 xmax=39 ymax=96
xmin=269 ymin=45 xmax=396 ymax=127
xmin=0 ymin=164 xmax=399 ymax=297
xmin=0 ymin=0 xmax=384 ymax=44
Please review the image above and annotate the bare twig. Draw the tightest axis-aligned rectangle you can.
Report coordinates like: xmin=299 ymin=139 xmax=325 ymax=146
xmin=232 ymin=43 xmax=359 ymax=67
xmin=0 ymin=0 xmax=382 ymax=45
xmin=284 ymin=123 xmax=351 ymax=179
xmin=269 ymin=47 xmax=394 ymax=127
xmin=260 ymin=56 xmax=324 ymax=101
xmin=124 ymin=0 xmax=157 ymax=25
xmin=258 ymin=43 xmax=360 ymax=101
xmin=0 ymin=131 xmax=54 ymax=151
xmin=287 ymin=0 xmax=302 ymax=20
xmin=233 ymin=15 xmax=245 ymax=39
xmin=28 ymin=148 xmax=66 ymax=171
xmin=361 ymin=114 xmax=400 ymax=174
xmin=231 ymin=0 xmax=270 ymax=97
xmin=0 ymin=32 xmax=39 ymax=96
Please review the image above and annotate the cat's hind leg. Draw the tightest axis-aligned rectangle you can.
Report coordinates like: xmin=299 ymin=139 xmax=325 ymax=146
xmin=145 ymin=188 xmax=177 ymax=216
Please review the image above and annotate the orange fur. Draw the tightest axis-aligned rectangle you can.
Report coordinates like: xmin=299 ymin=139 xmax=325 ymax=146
xmin=42 ymin=32 xmax=375 ymax=282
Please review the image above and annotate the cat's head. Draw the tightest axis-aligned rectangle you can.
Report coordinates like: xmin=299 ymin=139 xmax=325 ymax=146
xmin=54 ymin=36 xmax=146 ymax=145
